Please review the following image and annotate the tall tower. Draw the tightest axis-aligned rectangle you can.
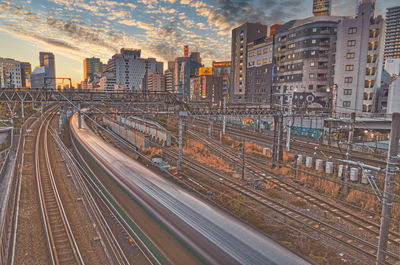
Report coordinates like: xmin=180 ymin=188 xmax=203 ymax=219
xmin=384 ymin=6 xmax=400 ymax=60
xmin=39 ymin=52 xmax=55 ymax=89
xmin=313 ymin=0 xmax=331 ymax=16
xmin=231 ymin=22 xmax=268 ymax=103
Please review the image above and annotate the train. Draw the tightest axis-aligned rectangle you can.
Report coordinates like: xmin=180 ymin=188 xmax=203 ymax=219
xmin=116 ymin=115 xmax=171 ymax=146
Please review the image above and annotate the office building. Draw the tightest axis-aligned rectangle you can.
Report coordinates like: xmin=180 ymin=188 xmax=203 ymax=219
xmin=313 ymin=0 xmax=331 ymax=16
xmin=20 ymin=62 xmax=31 ymax=88
xmin=174 ymin=52 xmax=203 ymax=100
xmin=30 ymin=66 xmax=47 ymax=89
xmin=146 ymin=69 xmax=164 ymax=92
xmin=190 ymin=74 xmax=223 ymax=106
xmin=231 ymin=22 xmax=268 ymax=102
xmin=384 ymin=6 xmax=400 ymax=60
xmin=0 ymin=58 xmax=23 ymax=88
xmin=376 ymin=69 xmax=393 ymax=113
xmin=39 ymin=52 xmax=55 ymax=89
xmin=83 ymin=57 xmax=105 ymax=80
xmin=334 ymin=0 xmax=385 ymax=113
xmin=387 ymin=77 xmax=400 ymax=114
xmin=212 ymin=61 xmax=231 ymax=103
xmin=273 ymin=16 xmax=341 ymax=107
xmin=164 ymin=70 xmax=173 ymax=92
xmin=246 ymin=36 xmax=274 ymax=104
xmin=102 ymin=48 xmax=163 ymax=91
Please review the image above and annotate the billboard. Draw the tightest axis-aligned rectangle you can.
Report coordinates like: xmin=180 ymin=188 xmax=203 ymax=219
xmin=199 ymin=67 xmax=213 ymax=76
xmin=201 ymin=76 xmax=207 ymax=98
xmin=212 ymin=61 xmax=231 ymax=68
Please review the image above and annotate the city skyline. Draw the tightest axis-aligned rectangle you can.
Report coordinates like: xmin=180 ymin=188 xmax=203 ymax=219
xmin=0 ymin=0 xmax=398 ymax=85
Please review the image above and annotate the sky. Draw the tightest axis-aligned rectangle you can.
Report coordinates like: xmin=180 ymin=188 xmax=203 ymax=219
xmin=0 ymin=0 xmax=398 ymax=86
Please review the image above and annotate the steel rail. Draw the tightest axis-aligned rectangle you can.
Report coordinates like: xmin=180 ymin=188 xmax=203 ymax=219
xmin=189 ymin=129 xmax=400 ymax=246
xmin=35 ymin=111 xmax=84 ymax=265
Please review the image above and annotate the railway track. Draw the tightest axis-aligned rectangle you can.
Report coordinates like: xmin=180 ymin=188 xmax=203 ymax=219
xmin=184 ymin=129 xmax=400 ymax=264
xmin=188 ymin=129 xmax=400 ymax=243
xmin=189 ymin=118 xmax=387 ymax=167
xmin=35 ymin=111 xmax=84 ymax=265
xmin=95 ymin=115 xmax=399 ymax=264
xmin=161 ymin=145 xmax=399 ymax=265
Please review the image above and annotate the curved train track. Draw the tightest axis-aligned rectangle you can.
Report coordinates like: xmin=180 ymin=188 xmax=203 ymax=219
xmin=35 ymin=111 xmax=84 ymax=265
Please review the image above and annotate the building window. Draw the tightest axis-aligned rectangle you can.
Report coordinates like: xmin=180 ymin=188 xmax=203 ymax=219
xmin=269 ymin=57 xmax=272 ymax=63
xmin=263 ymin=48 xmax=268 ymax=54
xmin=288 ymin=43 xmax=296 ymax=49
xmin=312 ymin=39 xmax=317 ymax=44
xmin=346 ymin=65 xmax=354 ymax=71
xmin=344 ymin=89 xmax=352 ymax=95
xmin=348 ymin=27 xmax=357 ymax=34
xmin=343 ymin=101 xmax=351 ymax=108
xmin=249 ymin=52 xmax=255 ymax=57
xmin=263 ymin=58 xmax=268 ymax=64
xmin=310 ymin=61 xmax=315 ymax=67
xmin=257 ymin=50 xmax=262 ymax=55
xmin=345 ymin=77 xmax=353 ymax=83
xmin=347 ymin=40 xmax=356 ymax=47
xmin=249 ymin=61 xmax=254 ymax=66
xmin=346 ymin=52 xmax=355 ymax=59
xmin=309 ymin=73 xmax=315 ymax=79
xmin=309 ymin=85 xmax=313 ymax=90
xmin=257 ymin=60 xmax=261 ymax=65
xmin=312 ymin=28 xmax=317 ymax=32
xmin=311 ymin=51 xmax=316 ymax=56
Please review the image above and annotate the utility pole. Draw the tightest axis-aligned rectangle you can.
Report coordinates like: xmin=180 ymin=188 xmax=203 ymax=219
xmin=239 ymin=140 xmax=245 ymax=181
xmin=177 ymin=111 xmax=188 ymax=170
xmin=343 ymin=112 xmax=355 ymax=195
xmin=78 ymin=102 xmax=82 ymax=129
xmin=286 ymin=93 xmax=293 ymax=151
xmin=377 ymin=112 xmax=400 ymax=265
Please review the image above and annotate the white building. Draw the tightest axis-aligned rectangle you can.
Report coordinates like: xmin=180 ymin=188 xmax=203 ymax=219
xmin=105 ymin=48 xmax=163 ymax=91
xmin=387 ymin=77 xmax=400 ymax=114
xmin=385 ymin=58 xmax=400 ymax=76
xmin=0 ymin=58 xmax=22 ymax=88
xmin=334 ymin=0 xmax=385 ymax=113
xmin=30 ymin=66 xmax=47 ymax=89
xmin=146 ymin=69 xmax=164 ymax=92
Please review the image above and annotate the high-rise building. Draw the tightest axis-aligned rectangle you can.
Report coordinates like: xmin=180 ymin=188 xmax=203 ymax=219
xmin=334 ymin=0 xmax=385 ymax=113
xmin=387 ymin=76 xmax=400 ymax=114
xmin=20 ymin=62 xmax=31 ymax=88
xmin=83 ymin=57 xmax=105 ymax=80
xmin=30 ymin=66 xmax=47 ymax=89
xmin=231 ymin=22 xmax=268 ymax=102
xmin=101 ymin=48 xmax=163 ymax=91
xmin=146 ymin=69 xmax=164 ymax=92
xmin=39 ymin=52 xmax=55 ymax=89
xmin=273 ymin=16 xmax=340 ymax=107
xmin=384 ymin=6 xmax=400 ymax=60
xmin=0 ymin=58 xmax=23 ymax=88
xmin=174 ymin=52 xmax=203 ymax=100
xmin=313 ymin=0 xmax=331 ymax=16
xmin=246 ymin=36 xmax=274 ymax=104
xmin=190 ymin=74 xmax=223 ymax=106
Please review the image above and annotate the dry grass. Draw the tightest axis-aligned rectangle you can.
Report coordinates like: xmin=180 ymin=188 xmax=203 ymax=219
xmin=298 ymin=172 xmax=340 ymax=197
xmin=180 ymin=139 xmax=234 ymax=173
